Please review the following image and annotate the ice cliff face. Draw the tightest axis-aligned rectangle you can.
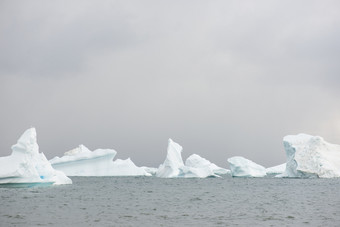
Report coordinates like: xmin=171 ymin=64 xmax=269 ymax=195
xmin=0 ymin=128 xmax=72 ymax=185
xmin=50 ymin=145 xmax=150 ymax=176
xmin=227 ymin=156 xmax=266 ymax=177
xmin=156 ymin=139 xmax=216 ymax=178
xmin=281 ymin=134 xmax=340 ymax=178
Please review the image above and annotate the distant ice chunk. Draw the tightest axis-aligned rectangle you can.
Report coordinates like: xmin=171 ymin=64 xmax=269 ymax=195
xmin=156 ymin=139 xmax=216 ymax=178
xmin=280 ymin=134 xmax=340 ymax=178
xmin=227 ymin=156 xmax=267 ymax=177
xmin=50 ymin=145 xmax=150 ymax=176
xmin=266 ymin=163 xmax=286 ymax=175
xmin=0 ymin=128 xmax=72 ymax=186
xmin=185 ymin=154 xmax=230 ymax=175
xmin=178 ymin=165 xmax=216 ymax=178
xmin=141 ymin=166 xmax=158 ymax=175
xmin=110 ymin=158 xmax=152 ymax=176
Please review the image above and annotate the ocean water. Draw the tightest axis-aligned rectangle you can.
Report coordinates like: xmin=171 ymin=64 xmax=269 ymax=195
xmin=1 ymin=176 xmax=340 ymax=226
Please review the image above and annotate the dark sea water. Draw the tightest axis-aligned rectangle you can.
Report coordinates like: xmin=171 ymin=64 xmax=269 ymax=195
xmin=1 ymin=176 xmax=340 ymax=226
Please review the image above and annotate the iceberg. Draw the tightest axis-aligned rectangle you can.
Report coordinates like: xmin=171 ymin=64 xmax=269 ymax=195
xmin=141 ymin=166 xmax=158 ymax=175
xmin=280 ymin=134 xmax=340 ymax=178
xmin=109 ymin=158 xmax=152 ymax=176
xmin=178 ymin=165 xmax=216 ymax=178
xmin=0 ymin=128 xmax=72 ymax=186
xmin=50 ymin=145 xmax=117 ymax=176
xmin=185 ymin=154 xmax=230 ymax=175
xmin=50 ymin=145 xmax=150 ymax=176
xmin=227 ymin=156 xmax=267 ymax=177
xmin=156 ymin=139 xmax=216 ymax=178
xmin=265 ymin=163 xmax=286 ymax=175
xmin=156 ymin=139 xmax=185 ymax=178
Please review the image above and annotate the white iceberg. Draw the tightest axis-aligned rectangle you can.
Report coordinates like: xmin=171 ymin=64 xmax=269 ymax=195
xmin=227 ymin=156 xmax=267 ymax=177
xmin=265 ymin=163 xmax=286 ymax=175
xmin=178 ymin=165 xmax=216 ymax=178
xmin=0 ymin=128 xmax=72 ymax=186
xmin=156 ymin=139 xmax=216 ymax=178
xmin=50 ymin=145 xmax=117 ymax=176
xmin=141 ymin=166 xmax=158 ymax=175
xmin=110 ymin=158 xmax=152 ymax=176
xmin=280 ymin=134 xmax=340 ymax=178
xmin=50 ymin=145 xmax=150 ymax=176
xmin=185 ymin=154 xmax=230 ymax=175
xmin=156 ymin=139 xmax=185 ymax=178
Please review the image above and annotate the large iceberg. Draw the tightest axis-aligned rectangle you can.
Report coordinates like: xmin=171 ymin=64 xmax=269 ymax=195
xmin=280 ymin=134 xmax=340 ymax=178
xmin=227 ymin=156 xmax=267 ymax=177
xmin=50 ymin=145 xmax=150 ymax=176
xmin=185 ymin=154 xmax=230 ymax=175
xmin=156 ymin=139 xmax=216 ymax=178
xmin=0 ymin=128 xmax=72 ymax=186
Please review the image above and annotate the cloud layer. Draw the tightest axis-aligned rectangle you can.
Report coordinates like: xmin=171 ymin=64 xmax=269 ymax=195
xmin=1 ymin=0 xmax=340 ymax=167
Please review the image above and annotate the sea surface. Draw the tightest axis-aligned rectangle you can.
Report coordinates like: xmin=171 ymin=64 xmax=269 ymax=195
xmin=1 ymin=176 xmax=340 ymax=226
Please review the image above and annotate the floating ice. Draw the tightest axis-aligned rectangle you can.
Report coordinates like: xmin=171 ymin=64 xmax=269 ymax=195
xmin=156 ymin=139 xmax=216 ymax=178
xmin=280 ymin=134 xmax=340 ymax=178
xmin=141 ymin=166 xmax=158 ymax=175
xmin=266 ymin=163 xmax=286 ymax=175
xmin=156 ymin=139 xmax=185 ymax=178
xmin=178 ymin=165 xmax=215 ymax=178
xmin=185 ymin=154 xmax=230 ymax=175
xmin=110 ymin=158 xmax=152 ymax=176
xmin=50 ymin=145 xmax=150 ymax=176
xmin=50 ymin=145 xmax=117 ymax=176
xmin=0 ymin=128 xmax=72 ymax=186
xmin=227 ymin=156 xmax=267 ymax=177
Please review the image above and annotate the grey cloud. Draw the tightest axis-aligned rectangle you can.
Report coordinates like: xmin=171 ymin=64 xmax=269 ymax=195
xmin=1 ymin=0 xmax=340 ymax=168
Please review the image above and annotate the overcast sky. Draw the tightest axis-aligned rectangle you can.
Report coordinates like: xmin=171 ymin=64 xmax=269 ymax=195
xmin=1 ymin=0 xmax=340 ymax=168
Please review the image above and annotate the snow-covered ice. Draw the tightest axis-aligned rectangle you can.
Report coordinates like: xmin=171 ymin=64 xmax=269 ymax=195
xmin=156 ymin=139 xmax=216 ymax=178
xmin=0 ymin=128 xmax=72 ymax=185
xmin=280 ymin=134 xmax=340 ymax=178
xmin=185 ymin=154 xmax=230 ymax=175
xmin=227 ymin=156 xmax=267 ymax=177
xmin=50 ymin=145 xmax=150 ymax=176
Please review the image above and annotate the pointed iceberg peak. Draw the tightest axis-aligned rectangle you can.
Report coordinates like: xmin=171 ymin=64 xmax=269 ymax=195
xmin=0 ymin=128 xmax=72 ymax=186
xmin=156 ymin=139 xmax=184 ymax=178
xmin=166 ymin=138 xmax=184 ymax=167
xmin=156 ymin=139 xmax=216 ymax=178
xmin=11 ymin=127 xmax=39 ymax=155
xmin=168 ymin=138 xmax=183 ymax=152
